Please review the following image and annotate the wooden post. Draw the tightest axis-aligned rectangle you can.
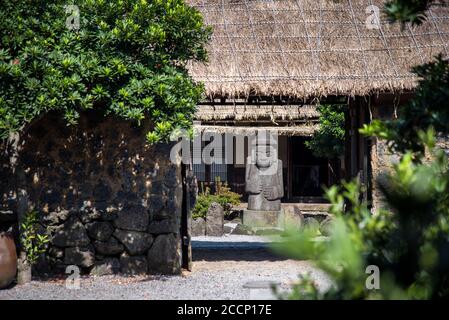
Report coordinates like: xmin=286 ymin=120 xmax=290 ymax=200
xmin=181 ymin=164 xmax=196 ymax=271
xmin=347 ymin=98 xmax=358 ymax=179
xmin=287 ymin=136 xmax=292 ymax=200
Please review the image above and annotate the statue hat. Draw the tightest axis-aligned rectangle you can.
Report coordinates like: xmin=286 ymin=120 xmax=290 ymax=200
xmin=253 ymin=132 xmax=277 ymax=146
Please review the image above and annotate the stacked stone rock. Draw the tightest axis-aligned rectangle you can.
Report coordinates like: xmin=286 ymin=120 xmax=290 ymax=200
xmin=46 ymin=201 xmax=181 ymax=276
xmin=191 ymin=202 xmax=224 ymax=237
xmin=0 ymin=112 xmax=183 ymax=276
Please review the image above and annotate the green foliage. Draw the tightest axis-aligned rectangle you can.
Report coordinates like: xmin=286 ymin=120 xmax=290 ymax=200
xmin=192 ymin=178 xmax=241 ymax=220
xmin=214 ymin=178 xmax=242 ymax=216
xmin=384 ymin=0 xmax=448 ymax=25
xmin=305 ymin=104 xmax=346 ymax=158
xmin=361 ymin=55 xmax=449 ymax=156
xmin=276 ymin=144 xmax=449 ymax=299
xmin=278 ymin=0 xmax=449 ymax=300
xmin=279 ymin=48 xmax=449 ymax=300
xmin=384 ymin=0 xmax=432 ymax=25
xmin=275 ymin=180 xmax=393 ymax=299
xmin=0 ymin=0 xmax=211 ymax=141
xmin=19 ymin=211 xmax=50 ymax=266
xmin=191 ymin=187 xmax=212 ymax=220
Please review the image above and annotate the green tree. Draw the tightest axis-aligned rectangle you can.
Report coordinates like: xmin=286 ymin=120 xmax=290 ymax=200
xmin=305 ymin=104 xmax=346 ymax=159
xmin=0 ymin=0 xmax=211 ymax=142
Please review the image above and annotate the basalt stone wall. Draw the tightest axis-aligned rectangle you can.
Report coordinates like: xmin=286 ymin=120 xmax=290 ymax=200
xmin=0 ymin=137 xmax=19 ymax=233
xmin=368 ymin=104 xmax=399 ymax=212
xmin=370 ymin=139 xmax=400 ymax=212
xmin=369 ymin=105 xmax=449 ymax=212
xmin=0 ymin=111 xmax=183 ymax=276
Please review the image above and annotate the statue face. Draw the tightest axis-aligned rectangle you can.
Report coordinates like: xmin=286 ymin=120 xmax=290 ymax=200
xmin=255 ymin=145 xmax=276 ymax=168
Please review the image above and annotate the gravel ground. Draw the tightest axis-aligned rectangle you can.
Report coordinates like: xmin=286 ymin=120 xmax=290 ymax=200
xmin=0 ymin=236 xmax=331 ymax=300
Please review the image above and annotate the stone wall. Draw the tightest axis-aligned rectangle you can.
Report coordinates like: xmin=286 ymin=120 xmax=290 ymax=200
xmin=369 ymin=104 xmax=449 ymax=212
xmin=0 ymin=111 xmax=183 ymax=276
xmin=368 ymin=104 xmax=400 ymax=212
xmin=0 ymin=137 xmax=19 ymax=233
xmin=370 ymin=137 xmax=400 ymax=212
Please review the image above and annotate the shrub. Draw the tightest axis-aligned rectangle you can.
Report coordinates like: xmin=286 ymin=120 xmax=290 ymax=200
xmin=19 ymin=211 xmax=50 ymax=266
xmin=0 ymin=0 xmax=211 ymax=142
xmin=192 ymin=178 xmax=241 ymax=220
xmin=213 ymin=178 xmax=242 ymax=217
xmin=276 ymin=145 xmax=449 ymax=299
xmin=191 ymin=186 xmax=212 ymax=220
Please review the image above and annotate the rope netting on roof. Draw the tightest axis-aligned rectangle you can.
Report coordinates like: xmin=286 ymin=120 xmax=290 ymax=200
xmin=195 ymin=124 xmax=320 ymax=136
xmin=188 ymin=0 xmax=449 ymax=98
xmin=195 ymin=104 xmax=320 ymax=120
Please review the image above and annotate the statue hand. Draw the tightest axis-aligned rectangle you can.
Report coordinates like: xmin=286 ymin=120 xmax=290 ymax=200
xmin=263 ymin=186 xmax=275 ymax=199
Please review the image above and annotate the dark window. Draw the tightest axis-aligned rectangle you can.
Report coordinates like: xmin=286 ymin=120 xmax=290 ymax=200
xmin=291 ymin=137 xmax=329 ymax=197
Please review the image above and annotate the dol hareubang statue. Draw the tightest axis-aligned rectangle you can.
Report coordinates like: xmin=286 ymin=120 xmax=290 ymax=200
xmin=245 ymin=137 xmax=284 ymax=212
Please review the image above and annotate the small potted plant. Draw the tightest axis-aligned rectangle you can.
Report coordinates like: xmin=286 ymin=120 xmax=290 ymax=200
xmin=17 ymin=211 xmax=49 ymax=285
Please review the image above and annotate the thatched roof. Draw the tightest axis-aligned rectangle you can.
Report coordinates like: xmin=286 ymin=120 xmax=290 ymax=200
xmin=188 ymin=0 xmax=449 ymax=98
xmin=196 ymin=104 xmax=320 ymax=120
xmin=195 ymin=123 xmax=319 ymax=135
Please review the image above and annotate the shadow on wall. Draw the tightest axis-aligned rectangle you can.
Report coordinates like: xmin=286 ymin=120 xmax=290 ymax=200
xmin=0 ymin=110 xmax=183 ymax=276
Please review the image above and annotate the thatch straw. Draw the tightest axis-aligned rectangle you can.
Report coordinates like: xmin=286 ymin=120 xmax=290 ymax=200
xmin=195 ymin=124 xmax=319 ymax=136
xmin=188 ymin=0 xmax=449 ymax=98
xmin=195 ymin=104 xmax=319 ymax=120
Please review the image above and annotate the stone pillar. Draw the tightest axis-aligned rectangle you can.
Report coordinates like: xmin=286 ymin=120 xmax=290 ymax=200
xmin=205 ymin=202 xmax=224 ymax=236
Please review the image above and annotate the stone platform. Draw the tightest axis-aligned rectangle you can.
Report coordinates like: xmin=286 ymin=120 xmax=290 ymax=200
xmin=242 ymin=209 xmax=285 ymax=230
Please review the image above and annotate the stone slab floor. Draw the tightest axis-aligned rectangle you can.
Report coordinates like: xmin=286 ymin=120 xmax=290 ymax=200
xmin=0 ymin=235 xmax=331 ymax=300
